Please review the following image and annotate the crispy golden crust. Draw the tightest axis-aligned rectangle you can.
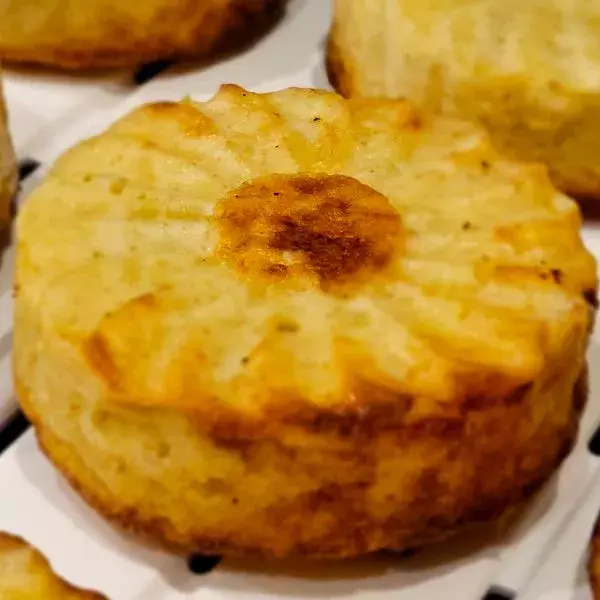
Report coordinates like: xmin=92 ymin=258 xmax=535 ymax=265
xmin=0 ymin=532 xmax=107 ymax=599
xmin=216 ymin=173 xmax=403 ymax=291
xmin=327 ymin=0 xmax=600 ymax=200
xmin=0 ymin=0 xmax=283 ymax=70
xmin=0 ymin=70 xmax=17 ymax=231
xmin=15 ymin=86 xmax=597 ymax=558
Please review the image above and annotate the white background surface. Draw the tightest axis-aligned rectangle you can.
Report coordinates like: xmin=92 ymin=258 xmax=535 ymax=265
xmin=0 ymin=1 xmax=599 ymax=598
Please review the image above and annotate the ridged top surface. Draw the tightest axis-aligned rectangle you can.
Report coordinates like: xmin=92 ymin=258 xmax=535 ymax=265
xmin=16 ymin=85 xmax=596 ymax=428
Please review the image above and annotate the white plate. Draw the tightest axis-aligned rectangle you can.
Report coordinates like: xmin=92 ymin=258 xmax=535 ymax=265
xmin=0 ymin=1 xmax=600 ymax=597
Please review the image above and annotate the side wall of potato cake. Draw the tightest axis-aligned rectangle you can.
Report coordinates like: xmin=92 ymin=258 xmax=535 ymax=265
xmin=16 ymin=350 xmax=586 ymax=557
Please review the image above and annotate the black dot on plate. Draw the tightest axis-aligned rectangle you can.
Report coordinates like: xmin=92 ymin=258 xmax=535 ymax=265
xmin=588 ymin=424 xmax=600 ymax=456
xmin=0 ymin=411 xmax=30 ymax=455
xmin=18 ymin=158 xmax=41 ymax=181
xmin=133 ymin=60 xmax=172 ymax=85
xmin=187 ymin=553 xmax=222 ymax=575
xmin=481 ymin=586 xmax=515 ymax=600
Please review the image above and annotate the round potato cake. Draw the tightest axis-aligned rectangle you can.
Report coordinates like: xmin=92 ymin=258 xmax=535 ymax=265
xmin=0 ymin=532 xmax=107 ymax=599
xmin=328 ymin=0 xmax=600 ymax=200
xmin=0 ymin=70 xmax=16 ymax=232
xmin=0 ymin=0 xmax=282 ymax=70
xmin=14 ymin=85 xmax=597 ymax=558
